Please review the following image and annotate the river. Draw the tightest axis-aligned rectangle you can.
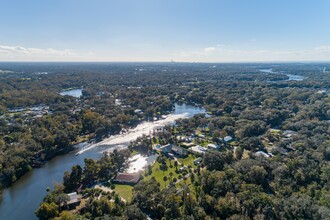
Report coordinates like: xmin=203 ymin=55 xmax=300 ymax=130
xmin=0 ymin=103 xmax=205 ymax=220
xmin=259 ymin=68 xmax=306 ymax=81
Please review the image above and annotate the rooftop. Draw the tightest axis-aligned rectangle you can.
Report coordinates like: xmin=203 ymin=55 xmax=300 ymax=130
xmin=207 ymin=143 xmax=220 ymax=149
xmin=113 ymin=172 xmax=141 ymax=184
xmin=224 ymin=136 xmax=233 ymax=142
xmin=255 ymin=151 xmax=271 ymax=158
xmin=67 ymin=192 xmax=81 ymax=205
xmin=181 ymin=142 xmax=195 ymax=147
xmin=189 ymin=145 xmax=208 ymax=154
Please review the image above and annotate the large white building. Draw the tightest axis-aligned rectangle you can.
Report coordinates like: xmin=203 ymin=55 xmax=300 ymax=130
xmin=189 ymin=145 xmax=208 ymax=155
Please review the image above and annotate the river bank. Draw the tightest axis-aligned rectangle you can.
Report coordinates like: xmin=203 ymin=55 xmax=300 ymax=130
xmin=76 ymin=112 xmax=189 ymax=155
xmin=259 ymin=68 xmax=306 ymax=81
xmin=0 ymin=103 xmax=205 ymax=220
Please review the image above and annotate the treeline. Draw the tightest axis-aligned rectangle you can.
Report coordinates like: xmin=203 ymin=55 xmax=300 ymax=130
xmin=34 ymin=62 xmax=330 ymax=219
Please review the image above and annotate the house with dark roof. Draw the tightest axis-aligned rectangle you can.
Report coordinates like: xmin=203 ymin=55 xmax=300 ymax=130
xmin=171 ymin=145 xmax=188 ymax=157
xmin=156 ymin=144 xmax=188 ymax=157
xmin=158 ymin=144 xmax=173 ymax=154
xmin=113 ymin=172 xmax=141 ymax=185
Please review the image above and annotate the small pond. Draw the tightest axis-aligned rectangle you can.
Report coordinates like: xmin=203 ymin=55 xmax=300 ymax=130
xmin=59 ymin=88 xmax=83 ymax=98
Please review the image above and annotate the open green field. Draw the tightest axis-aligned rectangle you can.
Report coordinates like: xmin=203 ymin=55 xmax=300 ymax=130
xmin=114 ymin=154 xmax=199 ymax=200
xmin=144 ymin=158 xmax=182 ymax=189
xmin=177 ymin=154 xmax=198 ymax=169
xmin=113 ymin=184 xmax=133 ymax=202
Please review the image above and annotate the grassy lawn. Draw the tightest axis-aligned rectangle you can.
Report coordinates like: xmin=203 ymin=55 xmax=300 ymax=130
xmin=144 ymin=158 xmax=180 ymax=189
xmin=113 ymin=154 xmax=199 ymax=201
xmin=114 ymin=184 xmax=133 ymax=202
xmin=177 ymin=154 xmax=198 ymax=169
xmin=143 ymin=154 xmax=202 ymax=189
xmin=229 ymin=141 xmax=239 ymax=146
xmin=176 ymin=177 xmax=197 ymax=199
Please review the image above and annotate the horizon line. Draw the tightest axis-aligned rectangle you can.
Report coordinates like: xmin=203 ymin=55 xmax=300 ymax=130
xmin=0 ymin=60 xmax=330 ymax=64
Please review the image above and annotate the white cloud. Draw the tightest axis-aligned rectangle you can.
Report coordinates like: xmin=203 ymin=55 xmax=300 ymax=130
xmin=0 ymin=45 xmax=77 ymax=57
xmin=0 ymin=45 xmax=97 ymax=61
xmin=203 ymin=47 xmax=216 ymax=53
xmin=312 ymin=45 xmax=330 ymax=53
xmin=173 ymin=45 xmax=330 ymax=62
xmin=1 ymin=44 xmax=329 ymax=62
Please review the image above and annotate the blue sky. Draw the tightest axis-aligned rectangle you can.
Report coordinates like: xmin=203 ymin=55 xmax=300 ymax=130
xmin=0 ymin=0 xmax=329 ymax=62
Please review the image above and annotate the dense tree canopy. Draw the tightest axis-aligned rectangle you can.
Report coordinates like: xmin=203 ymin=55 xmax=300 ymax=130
xmin=0 ymin=62 xmax=329 ymax=219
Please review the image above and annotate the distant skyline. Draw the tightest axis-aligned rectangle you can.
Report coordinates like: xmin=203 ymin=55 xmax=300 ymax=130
xmin=1 ymin=0 xmax=330 ymax=62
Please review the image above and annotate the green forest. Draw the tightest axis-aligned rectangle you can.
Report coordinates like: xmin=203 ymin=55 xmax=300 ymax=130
xmin=0 ymin=62 xmax=329 ymax=219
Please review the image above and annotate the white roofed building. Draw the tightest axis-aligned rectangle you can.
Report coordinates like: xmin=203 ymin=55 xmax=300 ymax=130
xmin=207 ymin=143 xmax=220 ymax=150
xmin=189 ymin=145 xmax=208 ymax=155
xmin=224 ymin=136 xmax=233 ymax=142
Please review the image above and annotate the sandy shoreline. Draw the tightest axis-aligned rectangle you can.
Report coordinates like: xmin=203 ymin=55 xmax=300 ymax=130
xmin=76 ymin=112 xmax=189 ymax=155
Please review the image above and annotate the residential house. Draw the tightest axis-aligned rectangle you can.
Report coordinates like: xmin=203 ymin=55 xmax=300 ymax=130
xmin=283 ymin=130 xmax=297 ymax=138
xmin=224 ymin=136 xmax=233 ymax=142
xmin=207 ymin=143 xmax=220 ymax=150
xmin=189 ymin=145 xmax=208 ymax=155
xmin=194 ymin=157 xmax=203 ymax=165
xmin=158 ymin=144 xmax=173 ymax=154
xmin=113 ymin=172 xmax=141 ymax=185
xmin=157 ymin=144 xmax=188 ymax=157
xmin=134 ymin=109 xmax=143 ymax=114
xmin=179 ymin=165 xmax=188 ymax=172
xmin=255 ymin=151 xmax=271 ymax=158
xmin=66 ymin=192 xmax=81 ymax=209
xmin=171 ymin=145 xmax=188 ymax=157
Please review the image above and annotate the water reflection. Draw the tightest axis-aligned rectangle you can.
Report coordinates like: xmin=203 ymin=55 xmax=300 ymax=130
xmin=259 ymin=68 xmax=306 ymax=81
xmin=59 ymin=88 xmax=83 ymax=98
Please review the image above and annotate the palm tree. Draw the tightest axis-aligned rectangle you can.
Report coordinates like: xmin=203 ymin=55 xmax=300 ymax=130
xmin=174 ymin=160 xmax=178 ymax=172
xmin=163 ymin=176 xmax=168 ymax=187
xmin=183 ymin=176 xmax=187 ymax=184
xmin=169 ymin=172 xmax=173 ymax=184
